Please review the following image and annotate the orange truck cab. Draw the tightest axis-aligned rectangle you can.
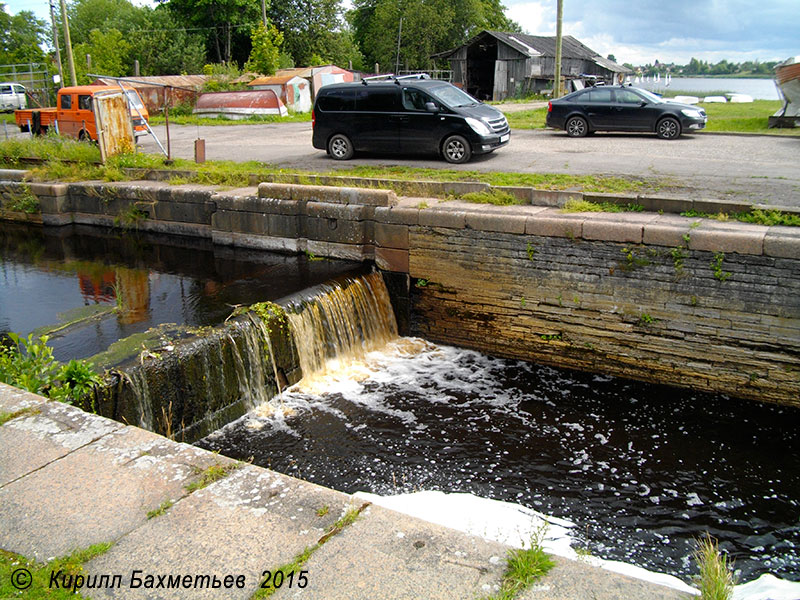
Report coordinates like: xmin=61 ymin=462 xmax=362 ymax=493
xmin=15 ymin=85 xmax=150 ymax=141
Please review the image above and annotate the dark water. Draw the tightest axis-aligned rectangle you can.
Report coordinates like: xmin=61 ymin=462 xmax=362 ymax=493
xmin=0 ymin=223 xmax=365 ymax=363
xmin=199 ymin=341 xmax=800 ymax=584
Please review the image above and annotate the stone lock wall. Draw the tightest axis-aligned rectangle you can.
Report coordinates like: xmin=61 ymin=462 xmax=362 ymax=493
xmin=5 ymin=176 xmax=800 ymax=407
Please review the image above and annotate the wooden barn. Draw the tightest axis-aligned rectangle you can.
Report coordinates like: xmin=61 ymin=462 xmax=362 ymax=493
xmin=433 ymin=30 xmax=631 ymax=101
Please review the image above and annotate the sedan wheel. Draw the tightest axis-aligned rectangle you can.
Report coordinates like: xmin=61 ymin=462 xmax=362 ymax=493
xmin=566 ymin=116 xmax=588 ymax=137
xmin=656 ymin=117 xmax=681 ymax=140
xmin=442 ymin=135 xmax=472 ymax=164
xmin=328 ymin=133 xmax=354 ymax=160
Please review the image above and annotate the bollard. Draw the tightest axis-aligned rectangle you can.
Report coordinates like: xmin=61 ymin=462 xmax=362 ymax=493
xmin=194 ymin=138 xmax=206 ymax=163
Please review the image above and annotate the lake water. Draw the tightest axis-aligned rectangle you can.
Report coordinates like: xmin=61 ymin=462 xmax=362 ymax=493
xmin=0 ymin=223 xmax=364 ymax=365
xmin=636 ymin=77 xmax=781 ymax=100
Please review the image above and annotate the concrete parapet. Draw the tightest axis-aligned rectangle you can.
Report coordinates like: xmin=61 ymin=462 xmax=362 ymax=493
xmin=764 ymin=226 xmax=800 ymax=259
xmin=0 ymin=168 xmax=27 ymax=181
xmin=419 ymin=208 xmax=467 ymax=229
xmin=258 ymin=182 xmax=397 ymax=207
xmin=581 ymin=212 xmax=659 ymax=244
xmin=525 ymin=211 xmax=584 ymax=238
xmin=688 ymin=221 xmax=768 ymax=254
xmin=465 ymin=211 xmax=527 ymax=234
xmin=642 ymin=215 xmax=693 ymax=247
xmin=374 ymin=206 xmax=420 ymax=225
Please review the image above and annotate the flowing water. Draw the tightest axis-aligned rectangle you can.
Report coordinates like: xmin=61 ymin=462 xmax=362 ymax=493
xmin=199 ymin=273 xmax=800 ymax=588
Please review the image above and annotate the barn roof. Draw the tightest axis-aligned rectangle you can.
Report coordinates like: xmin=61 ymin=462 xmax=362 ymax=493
xmin=434 ymin=30 xmax=632 ymax=73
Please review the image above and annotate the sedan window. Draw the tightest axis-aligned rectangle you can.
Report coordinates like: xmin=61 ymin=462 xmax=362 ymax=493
xmin=581 ymin=88 xmax=613 ymax=103
xmin=616 ymin=89 xmax=644 ymax=104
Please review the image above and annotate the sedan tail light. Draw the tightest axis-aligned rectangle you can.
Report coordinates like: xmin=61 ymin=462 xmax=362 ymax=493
xmin=547 ymin=101 xmax=552 ymax=112
xmin=311 ymin=109 xmax=315 ymax=128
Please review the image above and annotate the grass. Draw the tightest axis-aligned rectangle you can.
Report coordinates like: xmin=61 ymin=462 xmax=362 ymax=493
xmin=504 ymin=107 xmax=548 ymax=129
xmin=482 ymin=526 xmax=555 ymax=600
xmin=561 ymin=198 xmax=644 ymax=213
xmin=693 ymin=533 xmax=736 ymax=600
xmin=184 ymin=461 xmax=240 ymax=493
xmin=460 ymin=189 xmax=524 ymax=205
xmin=699 ymin=100 xmax=796 ymax=135
xmin=146 ymin=499 xmax=174 ymax=519
xmin=682 ymin=207 xmax=800 ymax=227
xmin=0 ymin=543 xmax=112 ymax=599
xmin=0 ymin=406 xmax=41 ymax=426
xmin=150 ymin=112 xmax=311 ymax=126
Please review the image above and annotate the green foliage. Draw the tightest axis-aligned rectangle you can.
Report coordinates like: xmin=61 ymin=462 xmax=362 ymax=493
xmin=0 ymin=7 xmax=48 ymax=64
xmin=185 ymin=461 xmax=240 ymax=493
xmin=460 ymin=189 xmax=523 ymax=206
xmin=132 ymin=8 xmax=206 ymax=77
xmin=711 ymin=252 xmax=731 ymax=282
xmin=350 ymin=0 xmax=519 ymax=71
xmin=562 ymin=199 xmax=644 ymax=213
xmin=482 ymin=525 xmax=555 ymax=600
xmin=146 ymin=499 xmax=174 ymax=519
xmin=0 ymin=333 xmax=102 ymax=404
xmin=73 ymin=28 xmax=133 ymax=84
xmin=0 ymin=544 xmax=112 ymax=600
xmin=693 ymin=533 xmax=736 ymax=600
xmin=1 ymin=184 xmax=39 ymax=214
xmin=245 ymin=23 xmax=284 ymax=76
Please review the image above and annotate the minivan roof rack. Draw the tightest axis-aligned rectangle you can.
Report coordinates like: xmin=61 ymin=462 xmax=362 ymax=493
xmin=360 ymin=73 xmax=431 ymax=85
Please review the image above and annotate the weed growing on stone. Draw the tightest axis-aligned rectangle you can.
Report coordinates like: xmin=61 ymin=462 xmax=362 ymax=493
xmin=711 ymin=252 xmax=731 ymax=282
xmin=526 ymin=241 xmax=537 ymax=260
xmin=639 ymin=313 xmax=656 ymax=326
xmin=671 ymin=247 xmax=687 ymax=275
xmin=693 ymin=533 xmax=736 ymax=600
xmin=252 ymin=503 xmax=369 ymax=598
xmin=185 ymin=461 xmax=240 ymax=493
xmin=147 ymin=499 xmax=175 ymax=519
xmin=562 ymin=199 xmax=644 ymax=213
xmin=0 ymin=406 xmax=41 ymax=426
xmin=316 ymin=505 xmax=329 ymax=517
xmin=460 ymin=189 xmax=523 ymax=206
xmin=0 ymin=543 xmax=112 ymax=600
xmin=482 ymin=525 xmax=555 ymax=600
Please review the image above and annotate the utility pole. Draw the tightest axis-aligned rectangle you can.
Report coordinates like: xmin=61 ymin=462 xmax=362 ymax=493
xmin=48 ymin=0 xmax=64 ymax=88
xmin=59 ymin=0 xmax=77 ymax=86
xmin=554 ymin=0 xmax=563 ymax=98
xmin=395 ymin=17 xmax=403 ymax=75
xmin=260 ymin=0 xmax=267 ymax=28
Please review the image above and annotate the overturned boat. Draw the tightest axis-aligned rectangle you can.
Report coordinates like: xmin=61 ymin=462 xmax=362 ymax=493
xmin=769 ymin=56 xmax=800 ymax=128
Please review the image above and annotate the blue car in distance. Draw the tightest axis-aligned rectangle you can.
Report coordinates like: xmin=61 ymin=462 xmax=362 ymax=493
xmin=546 ymin=85 xmax=707 ymax=139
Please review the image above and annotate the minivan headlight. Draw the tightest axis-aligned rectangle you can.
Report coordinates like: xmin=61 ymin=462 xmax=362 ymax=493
xmin=466 ymin=117 xmax=492 ymax=136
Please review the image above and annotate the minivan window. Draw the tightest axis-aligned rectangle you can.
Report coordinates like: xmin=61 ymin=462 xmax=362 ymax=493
xmin=428 ymin=84 xmax=478 ymax=108
xmin=60 ymin=94 xmax=72 ymax=109
xmin=359 ymin=88 xmax=399 ymax=112
xmin=318 ymin=89 xmax=357 ymax=111
xmin=402 ymin=88 xmax=433 ymax=111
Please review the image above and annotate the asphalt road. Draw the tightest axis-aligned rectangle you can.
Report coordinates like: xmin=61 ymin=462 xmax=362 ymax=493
xmin=138 ymin=122 xmax=800 ymax=207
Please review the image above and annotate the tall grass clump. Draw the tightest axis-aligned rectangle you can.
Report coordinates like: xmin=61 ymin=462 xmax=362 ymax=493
xmin=693 ymin=533 xmax=737 ymax=600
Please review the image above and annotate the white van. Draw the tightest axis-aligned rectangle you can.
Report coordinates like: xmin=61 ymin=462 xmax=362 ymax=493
xmin=0 ymin=83 xmax=27 ymax=111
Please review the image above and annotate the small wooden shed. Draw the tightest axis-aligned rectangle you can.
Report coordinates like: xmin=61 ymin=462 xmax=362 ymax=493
xmin=247 ymin=74 xmax=312 ymax=112
xmin=434 ymin=30 xmax=631 ymax=101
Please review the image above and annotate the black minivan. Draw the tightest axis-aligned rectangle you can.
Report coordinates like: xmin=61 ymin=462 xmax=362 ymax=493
xmin=312 ymin=75 xmax=510 ymax=164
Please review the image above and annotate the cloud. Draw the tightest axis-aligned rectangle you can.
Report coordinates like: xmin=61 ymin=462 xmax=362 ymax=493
xmin=503 ymin=0 xmax=799 ymax=64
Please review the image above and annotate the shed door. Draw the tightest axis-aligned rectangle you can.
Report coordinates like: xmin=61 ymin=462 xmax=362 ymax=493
xmin=493 ymin=61 xmax=507 ymax=101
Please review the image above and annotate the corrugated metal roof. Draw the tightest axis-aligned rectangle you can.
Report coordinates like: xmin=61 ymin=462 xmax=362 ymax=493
xmin=248 ymin=74 xmax=303 ymax=86
xmin=92 ymin=75 xmax=209 ymax=90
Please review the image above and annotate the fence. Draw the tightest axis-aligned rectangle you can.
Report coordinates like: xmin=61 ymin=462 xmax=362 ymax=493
xmin=0 ymin=63 xmax=56 ymax=107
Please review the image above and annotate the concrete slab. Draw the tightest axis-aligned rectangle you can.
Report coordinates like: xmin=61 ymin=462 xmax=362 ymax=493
xmin=84 ymin=465 xmax=352 ymax=600
xmin=0 ymin=424 xmax=226 ymax=560
xmin=519 ymin=556 xmax=692 ymax=600
xmin=0 ymin=395 xmax=122 ymax=486
xmin=279 ymin=502 xmax=508 ymax=600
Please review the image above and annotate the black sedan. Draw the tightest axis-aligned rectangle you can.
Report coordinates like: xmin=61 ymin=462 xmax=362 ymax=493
xmin=546 ymin=86 xmax=707 ymax=139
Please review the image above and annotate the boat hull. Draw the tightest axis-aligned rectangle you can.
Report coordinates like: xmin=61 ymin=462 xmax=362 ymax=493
xmin=770 ymin=57 xmax=800 ymax=127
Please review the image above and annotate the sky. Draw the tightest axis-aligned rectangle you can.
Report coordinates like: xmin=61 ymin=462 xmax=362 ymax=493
xmin=5 ymin=0 xmax=799 ymax=67
xmin=504 ymin=0 xmax=799 ymax=65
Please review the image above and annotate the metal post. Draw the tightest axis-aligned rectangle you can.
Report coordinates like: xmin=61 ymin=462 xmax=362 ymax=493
xmin=49 ymin=0 xmax=64 ymax=89
xmin=554 ymin=0 xmax=563 ymax=98
xmin=60 ymin=0 xmax=77 ymax=86
xmin=394 ymin=17 xmax=403 ymax=76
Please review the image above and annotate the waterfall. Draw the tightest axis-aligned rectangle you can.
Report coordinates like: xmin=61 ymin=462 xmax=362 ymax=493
xmin=285 ymin=271 xmax=398 ymax=381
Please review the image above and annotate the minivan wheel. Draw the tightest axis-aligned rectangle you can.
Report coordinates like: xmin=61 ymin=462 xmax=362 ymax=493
xmin=328 ymin=133 xmax=354 ymax=160
xmin=656 ymin=117 xmax=681 ymax=140
xmin=442 ymin=135 xmax=471 ymax=164
xmin=565 ymin=116 xmax=588 ymax=137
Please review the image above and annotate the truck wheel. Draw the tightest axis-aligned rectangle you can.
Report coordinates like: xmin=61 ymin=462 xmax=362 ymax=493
xmin=442 ymin=135 xmax=472 ymax=164
xmin=328 ymin=134 xmax=354 ymax=160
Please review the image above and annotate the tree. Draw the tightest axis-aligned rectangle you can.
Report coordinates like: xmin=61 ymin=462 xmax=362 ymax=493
xmin=269 ymin=0 xmax=362 ymax=68
xmin=607 ymin=53 xmax=616 ymax=63
xmin=132 ymin=8 xmax=207 ymax=75
xmin=161 ymin=0 xmax=260 ymax=65
xmin=68 ymin=0 xmax=148 ymax=45
xmin=245 ymin=23 xmax=283 ymax=75
xmin=350 ymin=0 xmax=517 ymax=71
xmin=0 ymin=5 xmax=48 ymax=64
xmin=72 ymin=28 xmax=132 ymax=83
